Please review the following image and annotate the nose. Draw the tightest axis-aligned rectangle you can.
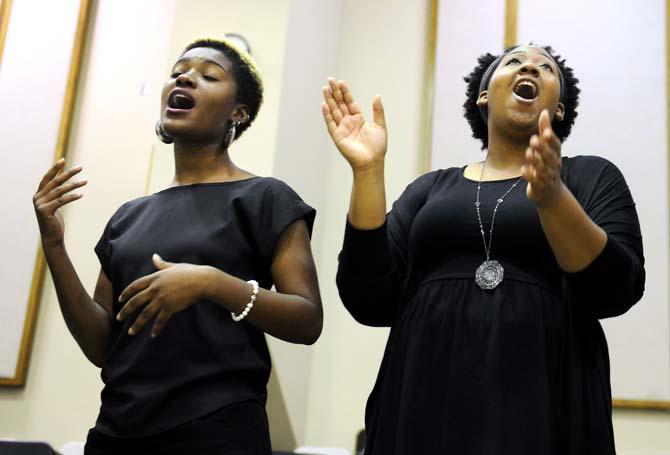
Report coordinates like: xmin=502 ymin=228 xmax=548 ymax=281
xmin=176 ymin=71 xmax=196 ymax=88
xmin=519 ymin=62 xmax=539 ymax=77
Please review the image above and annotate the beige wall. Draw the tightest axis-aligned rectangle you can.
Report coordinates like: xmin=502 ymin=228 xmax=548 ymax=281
xmin=1 ymin=0 xmax=669 ymax=454
xmin=302 ymin=0 xmax=432 ymax=450
xmin=269 ymin=0 xmax=343 ymax=448
xmin=613 ymin=410 xmax=670 ymax=455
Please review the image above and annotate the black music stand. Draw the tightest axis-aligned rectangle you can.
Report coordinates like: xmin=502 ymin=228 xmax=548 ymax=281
xmin=0 ymin=441 xmax=57 ymax=454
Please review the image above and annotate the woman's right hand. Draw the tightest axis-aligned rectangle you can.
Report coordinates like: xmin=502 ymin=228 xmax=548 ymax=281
xmin=33 ymin=158 xmax=87 ymax=249
xmin=322 ymin=78 xmax=388 ymax=171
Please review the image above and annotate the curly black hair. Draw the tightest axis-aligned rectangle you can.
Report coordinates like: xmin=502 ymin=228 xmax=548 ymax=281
xmin=183 ymin=38 xmax=264 ymax=141
xmin=463 ymin=45 xmax=580 ymax=149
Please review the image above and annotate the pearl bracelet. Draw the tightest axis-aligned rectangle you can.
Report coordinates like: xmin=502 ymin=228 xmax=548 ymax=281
xmin=231 ymin=280 xmax=259 ymax=322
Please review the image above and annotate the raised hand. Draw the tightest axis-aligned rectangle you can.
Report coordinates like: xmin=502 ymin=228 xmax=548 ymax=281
xmin=117 ymin=254 xmax=207 ymax=337
xmin=322 ymin=78 xmax=388 ymax=171
xmin=522 ymin=110 xmax=564 ymax=207
xmin=33 ymin=158 xmax=87 ymax=248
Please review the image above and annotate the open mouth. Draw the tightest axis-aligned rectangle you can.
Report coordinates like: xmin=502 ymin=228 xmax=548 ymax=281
xmin=512 ymin=80 xmax=538 ymax=101
xmin=168 ymin=91 xmax=195 ymax=110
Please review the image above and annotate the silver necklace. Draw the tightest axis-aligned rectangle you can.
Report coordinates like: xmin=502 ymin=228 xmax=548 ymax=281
xmin=474 ymin=160 xmax=523 ymax=290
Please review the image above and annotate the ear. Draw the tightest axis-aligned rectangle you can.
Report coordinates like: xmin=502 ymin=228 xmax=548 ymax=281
xmin=231 ymin=105 xmax=250 ymax=125
xmin=554 ymin=102 xmax=565 ymax=122
xmin=476 ymin=91 xmax=488 ymax=108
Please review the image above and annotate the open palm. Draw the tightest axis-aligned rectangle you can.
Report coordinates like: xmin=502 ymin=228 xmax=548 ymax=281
xmin=322 ymin=78 xmax=387 ymax=170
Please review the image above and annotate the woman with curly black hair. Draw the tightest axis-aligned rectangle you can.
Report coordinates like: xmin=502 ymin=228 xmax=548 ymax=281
xmin=323 ymin=44 xmax=644 ymax=454
xmin=33 ymin=37 xmax=322 ymax=454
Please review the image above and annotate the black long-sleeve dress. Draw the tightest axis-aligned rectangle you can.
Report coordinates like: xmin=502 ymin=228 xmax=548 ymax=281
xmin=337 ymin=156 xmax=645 ymax=455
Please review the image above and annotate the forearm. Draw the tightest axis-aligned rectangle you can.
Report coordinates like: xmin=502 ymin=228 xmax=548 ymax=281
xmin=44 ymin=244 xmax=114 ymax=366
xmin=537 ymin=183 xmax=608 ymax=272
xmin=200 ymin=267 xmax=322 ymax=345
xmin=349 ymin=163 xmax=387 ymax=229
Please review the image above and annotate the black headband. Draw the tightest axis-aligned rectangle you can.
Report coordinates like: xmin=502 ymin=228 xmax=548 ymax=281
xmin=478 ymin=49 xmax=566 ymax=122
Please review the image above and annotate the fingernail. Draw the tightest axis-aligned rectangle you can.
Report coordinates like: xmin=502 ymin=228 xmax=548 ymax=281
xmin=128 ymin=328 xmax=135 ymax=335
xmin=116 ymin=313 xmax=121 ymax=321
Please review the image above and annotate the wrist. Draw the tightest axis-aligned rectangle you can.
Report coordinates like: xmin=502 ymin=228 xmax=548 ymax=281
xmin=535 ymin=182 xmax=569 ymax=210
xmin=198 ymin=265 xmax=225 ymax=301
xmin=42 ymin=240 xmax=66 ymax=256
xmin=352 ymin=163 xmax=385 ymax=187
xmin=352 ymin=159 xmax=385 ymax=177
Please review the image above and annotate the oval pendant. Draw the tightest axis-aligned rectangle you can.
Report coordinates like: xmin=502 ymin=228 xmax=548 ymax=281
xmin=475 ymin=260 xmax=504 ymax=290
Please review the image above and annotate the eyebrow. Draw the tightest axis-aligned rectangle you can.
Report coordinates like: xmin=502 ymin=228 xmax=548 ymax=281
xmin=174 ymin=57 xmax=227 ymax=72
xmin=508 ymin=50 xmax=555 ymax=62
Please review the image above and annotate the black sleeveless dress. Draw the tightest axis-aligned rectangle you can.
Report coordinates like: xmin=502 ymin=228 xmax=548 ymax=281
xmin=87 ymin=177 xmax=315 ymax=454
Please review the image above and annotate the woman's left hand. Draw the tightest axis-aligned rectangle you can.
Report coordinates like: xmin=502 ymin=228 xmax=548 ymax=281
xmin=522 ymin=109 xmax=565 ymax=207
xmin=117 ymin=254 xmax=207 ymax=337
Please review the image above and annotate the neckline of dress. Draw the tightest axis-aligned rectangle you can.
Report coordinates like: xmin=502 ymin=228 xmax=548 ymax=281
xmin=459 ymin=166 xmax=524 ymax=184
xmin=155 ymin=176 xmax=261 ymax=194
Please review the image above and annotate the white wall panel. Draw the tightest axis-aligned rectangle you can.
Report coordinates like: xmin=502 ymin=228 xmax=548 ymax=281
xmin=0 ymin=0 xmax=81 ymax=379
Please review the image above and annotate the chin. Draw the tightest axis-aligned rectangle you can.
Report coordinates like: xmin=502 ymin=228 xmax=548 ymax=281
xmin=162 ymin=118 xmax=195 ymax=136
xmin=503 ymin=110 xmax=540 ymax=135
xmin=163 ymin=122 xmax=220 ymax=145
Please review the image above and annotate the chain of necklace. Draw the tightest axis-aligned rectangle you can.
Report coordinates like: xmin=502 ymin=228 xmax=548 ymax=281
xmin=474 ymin=160 xmax=523 ymax=290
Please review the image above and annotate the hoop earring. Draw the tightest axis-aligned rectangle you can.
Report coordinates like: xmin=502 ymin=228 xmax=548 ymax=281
xmin=155 ymin=120 xmax=173 ymax=144
xmin=224 ymin=121 xmax=241 ymax=149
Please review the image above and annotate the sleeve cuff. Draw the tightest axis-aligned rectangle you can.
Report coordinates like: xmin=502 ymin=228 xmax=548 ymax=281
xmin=94 ymin=241 xmax=111 ymax=279
xmin=264 ymin=202 xmax=316 ymax=261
